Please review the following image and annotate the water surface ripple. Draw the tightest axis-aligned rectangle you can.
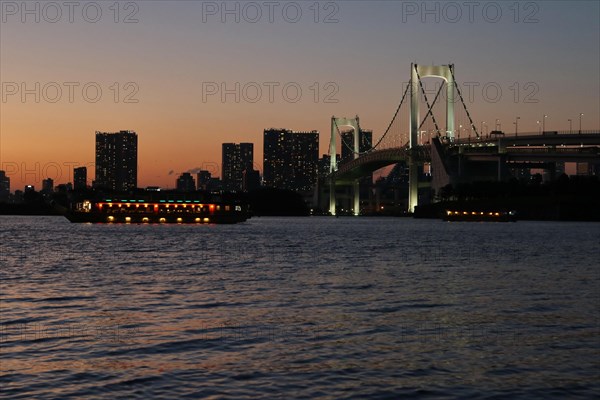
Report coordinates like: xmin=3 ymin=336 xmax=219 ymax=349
xmin=1 ymin=216 xmax=599 ymax=398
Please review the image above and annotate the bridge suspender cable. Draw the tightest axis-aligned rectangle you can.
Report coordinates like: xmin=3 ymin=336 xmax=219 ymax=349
xmin=449 ymin=64 xmax=480 ymax=138
xmin=331 ymin=63 xmax=482 ymax=156
xmin=330 ymin=81 xmax=411 ymax=156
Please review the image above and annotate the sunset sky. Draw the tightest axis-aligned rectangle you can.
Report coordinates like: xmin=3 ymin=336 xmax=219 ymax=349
xmin=1 ymin=0 xmax=598 ymax=189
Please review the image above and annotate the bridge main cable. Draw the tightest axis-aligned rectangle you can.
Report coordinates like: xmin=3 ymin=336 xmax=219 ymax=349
xmin=369 ymin=81 xmax=411 ymax=151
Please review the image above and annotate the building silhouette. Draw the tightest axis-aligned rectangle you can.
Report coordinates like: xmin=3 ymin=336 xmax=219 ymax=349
xmin=222 ymin=143 xmax=253 ymax=192
xmin=209 ymin=177 xmax=223 ymax=192
xmin=176 ymin=172 xmax=196 ymax=192
xmin=263 ymin=128 xmax=319 ymax=191
xmin=74 ymin=167 xmax=87 ymax=190
xmin=95 ymin=130 xmax=138 ymax=192
xmin=243 ymin=169 xmax=261 ymax=192
xmin=0 ymin=171 xmax=10 ymax=201
xmin=196 ymin=170 xmax=212 ymax=191
xmin=41 ymin=178 xmax=54 ymax=195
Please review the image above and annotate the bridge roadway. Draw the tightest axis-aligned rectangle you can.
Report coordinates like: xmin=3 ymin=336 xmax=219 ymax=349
xmin=455 ymin=131 xmax=600 ymax=147
xmin=331 ymin=132 xmax=600 ymax=184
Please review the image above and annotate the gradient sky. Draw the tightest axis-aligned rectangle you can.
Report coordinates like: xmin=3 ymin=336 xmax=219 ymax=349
xmin=1 ymin=0 xmax=599 ymax=189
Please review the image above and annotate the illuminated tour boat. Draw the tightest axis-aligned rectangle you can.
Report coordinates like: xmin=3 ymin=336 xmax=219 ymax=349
xmin=443 ymin=209 xmax=517 ymax=222
xmin=66 ymin=198 xmax=250 ymax=224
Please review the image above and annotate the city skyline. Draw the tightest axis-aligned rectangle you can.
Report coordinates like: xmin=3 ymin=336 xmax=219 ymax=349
xmin=1 ymin=1 xmax=599 ymax=189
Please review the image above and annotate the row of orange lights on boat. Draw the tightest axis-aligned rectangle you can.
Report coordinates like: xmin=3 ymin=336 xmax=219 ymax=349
xmin=100 ymin=203 xmax=215 ymax=211
xmin=447 ymin=211 xmax=501 ymax=216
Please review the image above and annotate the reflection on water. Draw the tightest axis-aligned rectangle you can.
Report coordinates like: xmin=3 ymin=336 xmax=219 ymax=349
xmin=1 ymin=216 xmax=599 ymax=398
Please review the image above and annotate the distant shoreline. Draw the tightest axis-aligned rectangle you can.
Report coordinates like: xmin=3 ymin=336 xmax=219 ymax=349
xmin=0 ymin=203 xmax=61 ymax=216
xmin=2 ymin=205 xmax=599 ymax=222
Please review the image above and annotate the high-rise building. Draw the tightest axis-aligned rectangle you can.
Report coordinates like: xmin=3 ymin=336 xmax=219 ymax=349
xmin=222 ymin=143 xmax=253 ymax=192
xmin=176 ymin=172 xmax=196 ymax=192
xmin=318 ymin=154 xmax=341 ymax=178
xmin=0 ymin=170 xmax=10 ymax=201
xmin=0 ymin=172 xmax=9 ymax=201
xmin=209 ymin=177 xmax=222 ymax=192
xmin=292 ymin=131 xmax=319 ymax=191
xmin=264 ymin=129 xmax=294 ymax=189
xmin=263 ymin=128 xmax=319 ymax=191
xmin=95 ymin=130 xmax=138 ymax=192
xmin=197 ymin=170 xmax=212 ymax=191
xmin=41 ymin=178 xmax=54 ymax=194
xmin=74 ymin=167 xmax=87 ymax=190
xmin=341 ymin=129 xmax=373 ymax=163
xmin=243 ymin=168 xmax=261 ymax=192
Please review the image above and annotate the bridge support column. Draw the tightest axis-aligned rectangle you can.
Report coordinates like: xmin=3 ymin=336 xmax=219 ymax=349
xmin=353 ymin=180 xmax=360 ymax=216
xmin=329 ymin=115 xmax=361 ymax=216
xmin=329 ymin=117 xmax=337 ymax=216
xmin=409 ymin=63 xmax=455 ymax=213
xmin=329 ymin=177 xmax=336 ymax=216
xmin=408 ymin=158 xmax=419 ymax=213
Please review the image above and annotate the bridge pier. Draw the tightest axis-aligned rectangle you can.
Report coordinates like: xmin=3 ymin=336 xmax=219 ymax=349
xmin=329 ymin=176 xmax=336 ymax=216
xmin=329 ymin=116 xmax=362 ymax=216
xmin=408 ymin=159 xmax=419 ymax=213
xmin=353 ymin=180 xmax=360 ymax=216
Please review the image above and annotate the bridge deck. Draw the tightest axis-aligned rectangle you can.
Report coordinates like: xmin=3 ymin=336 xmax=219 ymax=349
xmin=330 ymin=132 xmax=600 ymax=182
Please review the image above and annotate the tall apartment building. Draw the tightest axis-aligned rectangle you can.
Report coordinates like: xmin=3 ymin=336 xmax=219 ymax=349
xmin=0 ymin=170 xmax=10 ymax=201
xmin=222 ymin=143 xmax=254 ymax=192
xmin=95 ymin=130 xmax=138 ymax=192
xmin=74 ymin=167 xmax=87 ymax=190
xmin=263 ymin=128 xmax=319 ymax=192
xmin=41 ymin=178 xmax=54 ymax=194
